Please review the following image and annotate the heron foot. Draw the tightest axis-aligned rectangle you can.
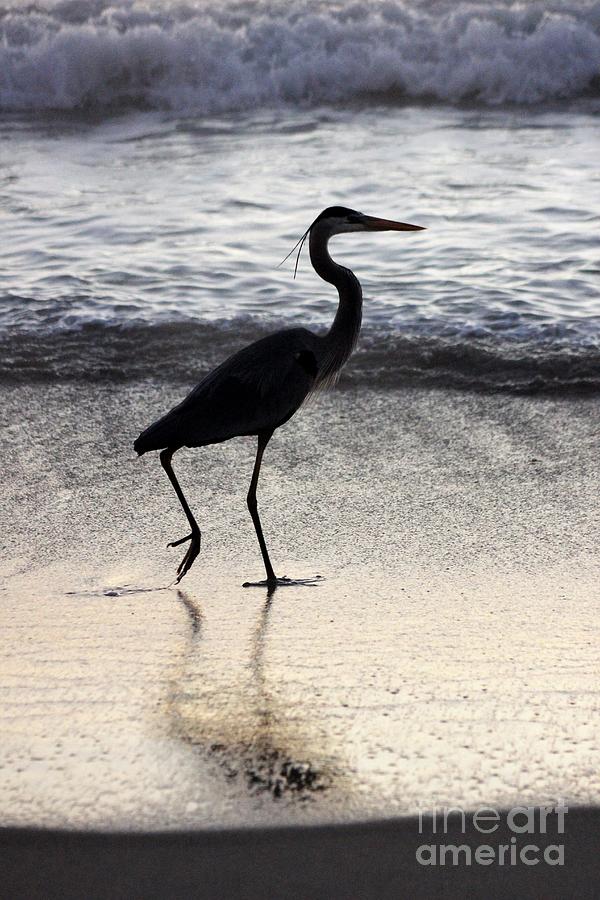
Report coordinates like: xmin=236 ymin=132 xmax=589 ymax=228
xmin=242 ymin=575 xmax=324 ymax=589
xmin=167 ymin=532 xmax=193 ymax=548
xmin=173 ymin=530 xmax=201 ymax=583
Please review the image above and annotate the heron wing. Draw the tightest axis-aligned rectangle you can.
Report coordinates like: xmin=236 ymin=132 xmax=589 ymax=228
xmin=135 ymin=329 xmax=319 ymax=453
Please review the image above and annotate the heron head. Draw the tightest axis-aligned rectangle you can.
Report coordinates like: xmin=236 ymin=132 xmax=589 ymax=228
xmin=311 ymin=206 xmax=425 ymax=235
xmin=281 ymin=206 xmax=424 ymax=278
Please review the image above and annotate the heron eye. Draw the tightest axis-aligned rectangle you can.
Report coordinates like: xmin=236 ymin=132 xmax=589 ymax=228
xmin=347 ymin=214 xmax=362 ymax=224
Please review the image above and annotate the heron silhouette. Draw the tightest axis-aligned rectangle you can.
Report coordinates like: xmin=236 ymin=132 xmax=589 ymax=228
xmin=134 ymin=206 xmax=424 ymax=586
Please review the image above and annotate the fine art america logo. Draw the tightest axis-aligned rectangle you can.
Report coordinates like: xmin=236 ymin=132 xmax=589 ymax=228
xmin=416 ymin=802 xmax=567 ymax=867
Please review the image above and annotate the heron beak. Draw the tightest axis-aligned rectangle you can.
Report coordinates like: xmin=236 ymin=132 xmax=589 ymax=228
xmin=362 ymin=215 xmax=425 ymax=232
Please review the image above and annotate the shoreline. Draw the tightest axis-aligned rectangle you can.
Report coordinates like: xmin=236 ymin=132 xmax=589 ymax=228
xmin=2 ymin=322 xmax=600 ymax=395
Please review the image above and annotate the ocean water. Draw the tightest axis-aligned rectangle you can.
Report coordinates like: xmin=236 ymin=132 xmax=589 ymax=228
xmin=1 ymin=0 xmax=600 ymax=391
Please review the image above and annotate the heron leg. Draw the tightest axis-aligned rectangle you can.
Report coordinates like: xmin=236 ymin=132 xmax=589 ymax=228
xmin=160 ymin=448 xmax=201 ymax=583
xmin=247 ymin=431 xmax=276 ymax=584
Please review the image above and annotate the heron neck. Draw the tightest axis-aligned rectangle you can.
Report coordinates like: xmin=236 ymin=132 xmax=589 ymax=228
xmin=309 ymin=227 xmax=363 ymax=384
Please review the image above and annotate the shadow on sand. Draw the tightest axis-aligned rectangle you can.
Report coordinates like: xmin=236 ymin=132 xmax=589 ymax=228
xmin=167 ymin=585 xmax=339 ymax=803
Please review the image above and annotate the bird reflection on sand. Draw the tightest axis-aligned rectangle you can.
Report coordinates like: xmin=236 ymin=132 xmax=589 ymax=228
xmin=168 ymin=588 xmax=337 ymax=802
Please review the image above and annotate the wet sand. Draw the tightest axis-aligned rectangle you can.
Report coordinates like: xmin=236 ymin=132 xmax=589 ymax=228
xmin=1 ymin=381 xmax=599 ymax=891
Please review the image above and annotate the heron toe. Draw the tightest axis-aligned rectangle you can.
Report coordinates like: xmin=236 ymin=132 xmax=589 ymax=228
xmin=174 ymin=532 xmax=201 ymax=583
xmin=242 ymin=576 xmax=324 ymax=588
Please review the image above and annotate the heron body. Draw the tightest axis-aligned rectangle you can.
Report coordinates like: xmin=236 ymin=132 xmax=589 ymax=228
xmin=134 ymin=328 xmax=319 ymax=453
xmin=134 ymin=206 xmax=424 ymax=585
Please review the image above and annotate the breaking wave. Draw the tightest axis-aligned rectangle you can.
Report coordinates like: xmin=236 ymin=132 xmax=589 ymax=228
xmin=1 ymin=0 xmax=600 ymax=113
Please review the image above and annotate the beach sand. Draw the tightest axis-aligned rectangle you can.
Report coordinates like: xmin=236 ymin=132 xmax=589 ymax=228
xmin=1 ymin=380 xmax=599 ymax=894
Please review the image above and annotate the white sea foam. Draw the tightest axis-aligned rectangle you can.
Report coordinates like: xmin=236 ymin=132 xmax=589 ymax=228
xmin=1 ymin=0 xmax=599 ymax=112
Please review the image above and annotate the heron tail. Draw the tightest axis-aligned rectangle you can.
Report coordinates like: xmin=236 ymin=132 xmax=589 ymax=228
xmin=134 ymin=409 xmax=182 ymax=456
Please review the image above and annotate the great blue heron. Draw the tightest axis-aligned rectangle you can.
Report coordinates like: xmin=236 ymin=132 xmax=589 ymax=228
xmin=134 ymin=206 xmax=424 ymax=586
